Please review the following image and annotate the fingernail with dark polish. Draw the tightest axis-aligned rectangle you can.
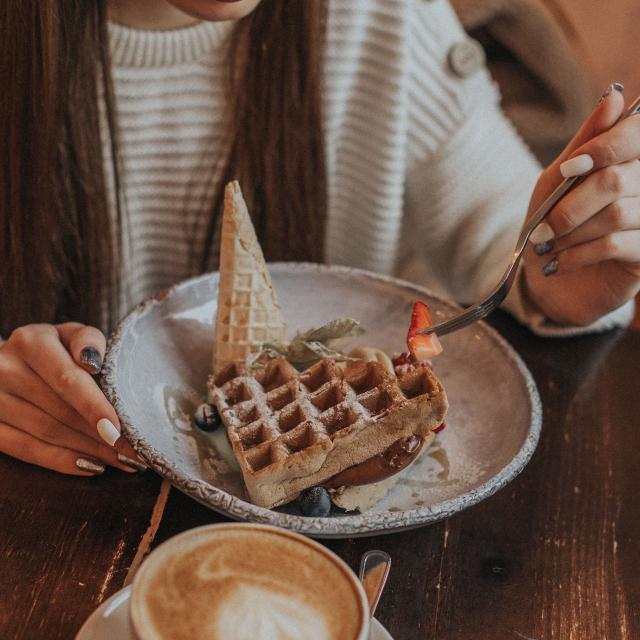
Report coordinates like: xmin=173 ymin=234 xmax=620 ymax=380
xmin=542 ymin=257 xmax=559 ymax=277
xmin=598 ymin=82 xmax=625 ymax=104
xmin=534 ymin=240 xmax=554 ymax=256
xmin=76 ymin=458 xmax=105 ymax=474
xmin=117 ymin=453 xmax=148 ymax=472
xmin=80 ymin=347 xmax=103 ymax=375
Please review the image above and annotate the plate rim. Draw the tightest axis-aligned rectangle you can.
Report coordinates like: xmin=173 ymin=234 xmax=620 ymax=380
xmin=102 ymin=262 xmax=542 ymax=538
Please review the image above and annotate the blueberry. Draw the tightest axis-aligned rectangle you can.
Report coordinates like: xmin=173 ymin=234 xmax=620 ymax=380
xmin=193 ymin=403 xmax=221 ymax=432
xmin=299 ymin=487 xmax=331 ymax=517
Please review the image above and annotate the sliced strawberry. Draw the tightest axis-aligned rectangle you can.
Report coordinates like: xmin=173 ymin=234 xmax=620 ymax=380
xmin=391 ymin=351 xmax=411 ymax=368
xmin=407 ymin=301 xmax=443 ymax=361
xmin=432 ymin=421 xmax=446 ymax=434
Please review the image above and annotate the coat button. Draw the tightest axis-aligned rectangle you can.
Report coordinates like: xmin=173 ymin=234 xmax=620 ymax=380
xmin=447 ymin=39 xmax=485 ymax=78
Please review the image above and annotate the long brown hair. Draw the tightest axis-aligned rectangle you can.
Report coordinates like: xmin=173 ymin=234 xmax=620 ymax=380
xmin=0 ymin=0 xmax=327 ymax=336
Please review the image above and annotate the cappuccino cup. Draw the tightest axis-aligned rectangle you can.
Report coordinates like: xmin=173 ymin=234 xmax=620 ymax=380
xmin=130 ymin=523 xmax=370 ymax=640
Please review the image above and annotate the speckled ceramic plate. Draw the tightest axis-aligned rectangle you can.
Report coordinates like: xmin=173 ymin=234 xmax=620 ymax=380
xmin=102 ymin=263 xmax=541 ymax=538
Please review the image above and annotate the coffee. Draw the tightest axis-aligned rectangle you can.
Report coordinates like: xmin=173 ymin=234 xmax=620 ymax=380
xmin=131 ymin=524 xmax=368 ymax=640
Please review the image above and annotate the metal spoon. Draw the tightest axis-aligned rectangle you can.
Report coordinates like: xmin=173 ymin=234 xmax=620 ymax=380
xmin=359 ymin=550 xmax=391 ymax=619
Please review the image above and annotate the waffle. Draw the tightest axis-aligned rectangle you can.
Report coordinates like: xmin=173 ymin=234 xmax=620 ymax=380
xmin=208 ymin=356 xmax=448 ymax=509
xmin=212 ymin=181 xmax=288 ymax=373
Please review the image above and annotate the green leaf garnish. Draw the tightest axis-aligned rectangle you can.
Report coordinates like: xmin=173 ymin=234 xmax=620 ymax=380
xmin=249 ymin=318 xmax=364 ymax=371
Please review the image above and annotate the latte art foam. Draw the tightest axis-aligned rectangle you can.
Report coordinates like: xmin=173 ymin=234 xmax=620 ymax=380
xmin=131 ymin=526 xmax=365 ymax=640
xmin=216 ymin=586 xmax=330 ymax=640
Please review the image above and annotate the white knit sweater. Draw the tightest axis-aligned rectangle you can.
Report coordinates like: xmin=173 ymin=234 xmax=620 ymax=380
xmin=105 ymin=0 xmax=634 ymax=334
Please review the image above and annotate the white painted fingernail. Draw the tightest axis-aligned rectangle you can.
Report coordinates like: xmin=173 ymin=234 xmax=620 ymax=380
xmin=97 ymin=418 xmax=120 ymax=447
xmin=529 ymin=221 xmax=555 ymax=245
xmin=560 ymin=154 xmax=594 ymax=178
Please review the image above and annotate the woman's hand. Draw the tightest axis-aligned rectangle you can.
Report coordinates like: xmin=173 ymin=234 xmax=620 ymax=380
xmin=0 ymin=323 xmax=146 ymax=475
xmin=523 ymin=85 xmax=640 ymax=326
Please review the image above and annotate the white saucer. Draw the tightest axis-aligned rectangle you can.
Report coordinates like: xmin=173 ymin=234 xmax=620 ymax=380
xmin=76 ymin=584 xmax=394 ymax=640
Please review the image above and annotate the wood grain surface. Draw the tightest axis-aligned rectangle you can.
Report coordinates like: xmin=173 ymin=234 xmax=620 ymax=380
xmin=1 ymin=312 xmax=639 ymax=640
xmin=0 ymin=463 xmax=162 ymax=639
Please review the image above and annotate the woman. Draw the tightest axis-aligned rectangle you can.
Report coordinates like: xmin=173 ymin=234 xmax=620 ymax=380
xmin=1 ymin=0 xmax=639 ymax=476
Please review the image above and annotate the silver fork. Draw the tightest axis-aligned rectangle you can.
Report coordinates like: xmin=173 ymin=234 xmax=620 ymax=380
xmin=418 ymin=95 xmax=640 ymax=338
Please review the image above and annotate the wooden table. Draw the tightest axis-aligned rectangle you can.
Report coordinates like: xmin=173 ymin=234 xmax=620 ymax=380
xmin=2 ymin=312 xmax=639 ymax=640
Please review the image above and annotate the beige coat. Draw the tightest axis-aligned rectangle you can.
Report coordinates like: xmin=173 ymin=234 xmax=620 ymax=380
xmin=451 ymin=0 xmax=593 ymax=163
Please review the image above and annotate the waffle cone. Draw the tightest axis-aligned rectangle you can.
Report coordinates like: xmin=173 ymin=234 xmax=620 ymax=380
xmin=213 ymin=181 xmax=288 ymax=373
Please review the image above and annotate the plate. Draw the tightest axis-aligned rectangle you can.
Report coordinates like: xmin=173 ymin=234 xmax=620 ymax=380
xmin=102 ymin=263 xmax=541 ymax=538
xmin=75 ymin=585 xmax=393 ymax=640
